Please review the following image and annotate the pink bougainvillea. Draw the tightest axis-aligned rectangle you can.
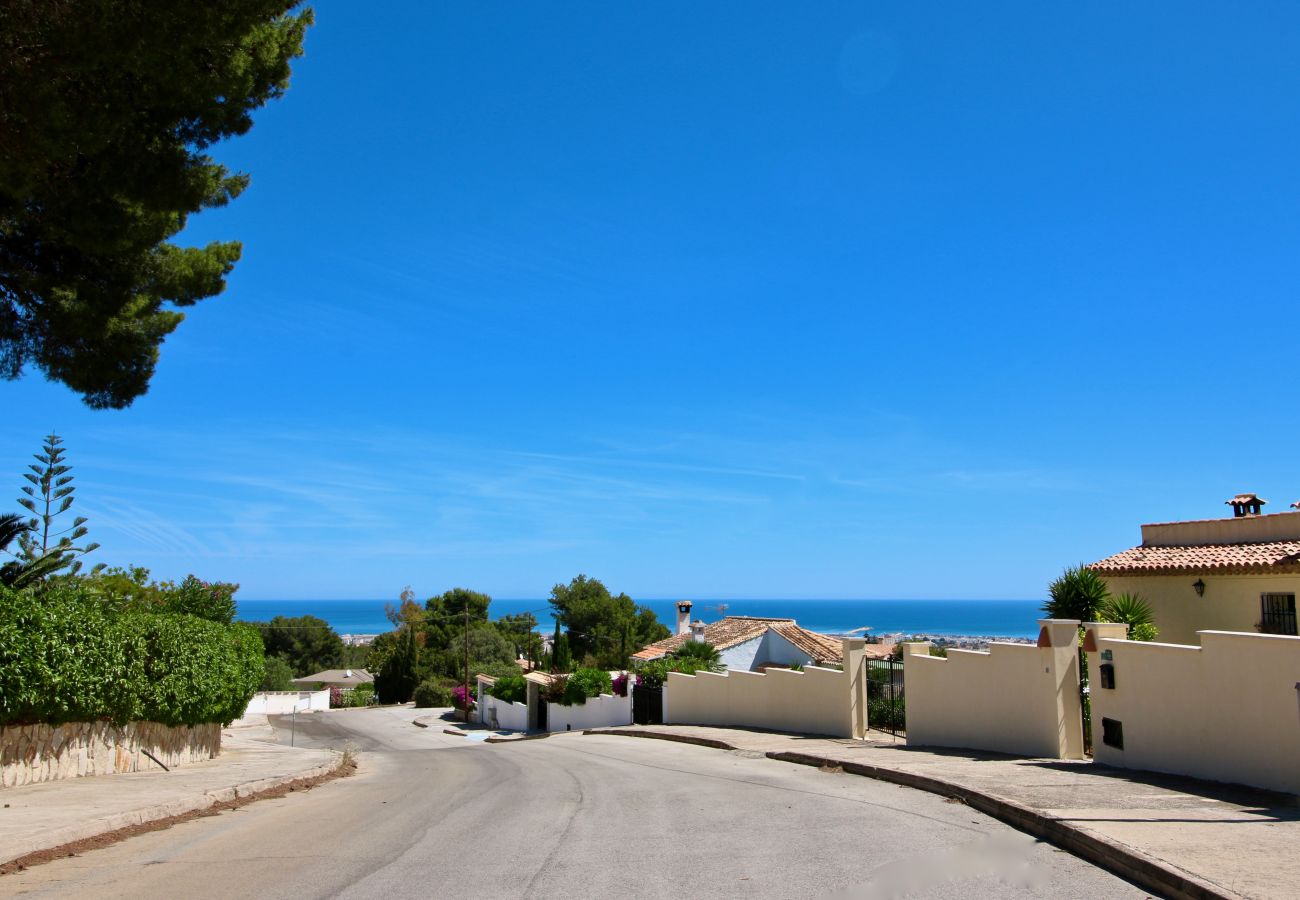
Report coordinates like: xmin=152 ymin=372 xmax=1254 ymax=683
xmin=329 ymin=686 xmax=344 ymax=708
xmin=611 ymin=672 xmax=629 ymax=697
xmin=452 ymin=683 xmax=476 ymax=709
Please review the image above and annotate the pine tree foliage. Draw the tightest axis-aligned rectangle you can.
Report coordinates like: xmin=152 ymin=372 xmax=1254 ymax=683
xmin=0 ymin=2 xmax=313 ymax=407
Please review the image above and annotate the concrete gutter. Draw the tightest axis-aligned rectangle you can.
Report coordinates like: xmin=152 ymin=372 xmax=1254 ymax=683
xmin=585 ymin=728 xmax=1235 ymax=900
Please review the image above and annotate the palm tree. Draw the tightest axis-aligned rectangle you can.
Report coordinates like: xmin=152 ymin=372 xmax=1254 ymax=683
xmin=1100 ymin=593 xmax=1158 ymax=641
xmin=1043 ymin=565 xmax=1110 ymax=622
xmin=671 ymin=640 xmax=722 ymax=673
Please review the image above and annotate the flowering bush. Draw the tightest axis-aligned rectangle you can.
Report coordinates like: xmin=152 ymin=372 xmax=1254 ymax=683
xmin=329 ymin=686 xmax=344 ymax=708
xmin=452 ymin=683 xmax=475 ymax=710
xmin=611 ymin=672 xmax=628 ymax=697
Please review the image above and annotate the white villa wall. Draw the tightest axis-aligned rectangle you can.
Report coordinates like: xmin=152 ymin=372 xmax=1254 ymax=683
xmin=718 ymin=636 xmax=763 ymax=671
xmin=1087 ymin=627 xmax=1300 ymax=794
xmin=753 ymin=630 xmax=818 ymax=668
xmin=664 ymin=640 xmax=867 ymax=738
xmin=903 ymin=620 xmax=1083 ymax=759
xmin=242 ymin=690 xmax=330 ymax=717
xmin=480 ymin=695 xmax=530 ymax=731
xmin=716 ymin=630 xmax=820 ymax=672
xmin=547 ymin=691 xmax=632 ymax=732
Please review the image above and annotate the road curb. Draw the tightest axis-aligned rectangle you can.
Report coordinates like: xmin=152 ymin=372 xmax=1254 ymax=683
xmin=1 ymin=753 xmax=347 ymax=869
xmin=586 ymin=729 xmax=1235 ymax=900
xmin=583 ymin=728 xmax=738 ymax=751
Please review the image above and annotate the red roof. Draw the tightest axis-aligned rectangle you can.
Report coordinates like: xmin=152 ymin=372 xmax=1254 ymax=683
xmin=632 ymin=616 xmax=842 ymax=665
xmin=1089 ymin=540 xmax=1300 ymax=576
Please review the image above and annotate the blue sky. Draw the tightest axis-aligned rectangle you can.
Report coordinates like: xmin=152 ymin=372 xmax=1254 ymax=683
xmin=5 ymin=2 xmax=1300 ymax=600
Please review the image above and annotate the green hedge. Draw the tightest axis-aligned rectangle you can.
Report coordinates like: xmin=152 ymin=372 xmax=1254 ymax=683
xmin=488 ymin=673 xmax=527 ymax=705
xmin=0 ymin=584 xmax=264 ymax=727
xmin=560 ymin=668 xmax=611 ymax=706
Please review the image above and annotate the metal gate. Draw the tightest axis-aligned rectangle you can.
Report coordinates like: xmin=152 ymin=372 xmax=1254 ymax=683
xmin=631 ymin=683 xmax=663 ymax=725
xmin=866 ymin=657 xmax=905 ymax=735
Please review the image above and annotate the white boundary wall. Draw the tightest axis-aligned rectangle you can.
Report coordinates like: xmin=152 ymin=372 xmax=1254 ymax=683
xmin=663 ymin=640 xmax=867 ymax=739
xmin=903 ymin=620 xmax=1083 ymax=759
xmin=242 ymin=690 xmax=330 ymax=716
xmin=480 ymin=695 xmax=530 ymax=731
xmin=547 ymin=690 xmax=632 ymax=732
xmin=1087 ymin=627 xmax=1300 ymax=794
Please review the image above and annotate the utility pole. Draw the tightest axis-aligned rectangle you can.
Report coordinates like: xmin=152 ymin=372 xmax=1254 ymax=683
xmin=463 ymin=606 xmax=470 ymax=723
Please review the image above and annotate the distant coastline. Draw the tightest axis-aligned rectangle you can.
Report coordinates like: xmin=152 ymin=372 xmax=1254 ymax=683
xmin=236 ymin=597 xmax=1045 ymax=641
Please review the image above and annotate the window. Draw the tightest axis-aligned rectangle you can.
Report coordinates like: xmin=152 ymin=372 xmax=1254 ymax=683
xmin=1259 ymin=593 xmax=1298 ymax=636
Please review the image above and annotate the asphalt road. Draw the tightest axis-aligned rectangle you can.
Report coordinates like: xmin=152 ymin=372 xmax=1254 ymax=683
xmin=0 ymin=708 xmax=1149 ymax=899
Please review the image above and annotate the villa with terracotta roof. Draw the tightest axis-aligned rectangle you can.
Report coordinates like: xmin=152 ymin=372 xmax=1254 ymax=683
xmin=631 ymin=601 xmax=849 ymax=671
xmin=1088 ymin=493 xmax=1300 ymax=644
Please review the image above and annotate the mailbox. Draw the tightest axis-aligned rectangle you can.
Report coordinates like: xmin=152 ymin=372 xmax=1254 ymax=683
xmin=1098 ymin=663 xmax=1116 ymax=690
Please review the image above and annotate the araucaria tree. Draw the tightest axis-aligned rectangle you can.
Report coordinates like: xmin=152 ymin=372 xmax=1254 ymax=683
xmin=0 ymin=3 xmax=313 ymax=407
xmin=11 ymin=434 xmax=100 ymax=582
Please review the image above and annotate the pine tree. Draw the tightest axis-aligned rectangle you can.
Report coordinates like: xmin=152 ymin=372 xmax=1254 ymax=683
xmin=14 ymin=434 xmax=100 ymax=580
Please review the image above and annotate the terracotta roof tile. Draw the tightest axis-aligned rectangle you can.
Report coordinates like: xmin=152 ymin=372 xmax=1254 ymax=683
xmin=633 ymin=617 xmax=793 ymax=661
xmin=1089 ymin=540 xmax=1300 ymax=576
xmin=771 ymin=623 xmax=842 ymax=664
xmin=632 ymin=616 xmax=843 ymax=665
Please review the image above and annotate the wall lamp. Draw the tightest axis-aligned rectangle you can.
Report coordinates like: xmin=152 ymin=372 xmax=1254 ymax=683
xmin=1193 ymin=578 xmax=1206 ymax=597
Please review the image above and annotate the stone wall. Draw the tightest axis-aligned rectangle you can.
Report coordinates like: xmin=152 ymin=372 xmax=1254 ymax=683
xmin=0 ymin=721 xmax=221 ymax=788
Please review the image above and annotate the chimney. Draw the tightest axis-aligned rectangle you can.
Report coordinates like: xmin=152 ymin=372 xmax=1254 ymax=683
xmin=690 ymin=620 xmax=707 ymax=643
xmin=1226 ymin=493 xmax=1267 ymax=518
xmin=675 ymin=601 xmax=693 ymax=636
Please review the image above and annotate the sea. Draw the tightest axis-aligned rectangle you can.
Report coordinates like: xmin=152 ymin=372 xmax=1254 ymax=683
xmin=234 ymin=598 xmax=1044 ymax=640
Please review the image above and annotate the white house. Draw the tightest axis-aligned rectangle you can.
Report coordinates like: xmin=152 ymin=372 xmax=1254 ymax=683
xmin=631 ymin=601 xmax=844 ymax=671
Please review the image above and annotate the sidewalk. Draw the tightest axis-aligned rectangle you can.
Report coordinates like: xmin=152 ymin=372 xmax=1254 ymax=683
xmin=585 ymin=725 xmax=1300 ymax=900
xmin=0 ymin=717 xmax=341 ymax=867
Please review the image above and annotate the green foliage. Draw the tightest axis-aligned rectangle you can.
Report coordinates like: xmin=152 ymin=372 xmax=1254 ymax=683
xmin=0 ymin=582 xmax=262 ymax=727
xmin=158 ymin=574 xmax=238 ymax=624
xmin=1043 ymin=565 xmax=1111 ymax=622
xmin=548 ymin=574 xmax=669 ymax=668
xmin=559 ymin=667 xmax=612 ymax=706
xmin=375 ymin=625 xmax=419 ymax=704
xmin=249 ymin=614 xmax=343 ymax=677
xmin=868 ymin=694 xmax=906 ymax=732
xmin=7 ymin=435 xmax=100 ymax=585
xmin=422 ymin=587 xmax=491 ymax=650
xmin=412 ymin=679 xmax=454 ymax=708
xmin=260 ymin=655 xmax=295 ymax=691
xmin=1100 ymin=593 xmax=1159 ymax=642
xmin=552 ymin=632 xmax=573 ymax=673
xmin=490 ymin=673 xmax=528 ymax=705
xmin=671 ymin=640 xmax=722 ymax=672
xmin=0 ymin=2 xmax=313 ymax=407
xmin=539 ymin=675 xmax=568 ymax=705
xmin=344 ymin=683 xmax=375 ymax=708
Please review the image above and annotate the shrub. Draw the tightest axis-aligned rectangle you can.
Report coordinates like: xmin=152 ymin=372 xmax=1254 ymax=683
xmin=0 ymin=583 xmax=263 ymax=727
xmin=346 ymin=683 xmax=375 ymax=707
xmin=540 ymin=674 xmax=567 ymax=704
xmin=451 ymin=683 xmax=475 ymax=710
xmin=413 ymin=679 xmax=453 ymax=708
xmin=561 ymin=667 xmax=611 ymax=706
xmin=490 ymin=673 xmax=527 ymax=705
xmin=868 ymin=694 xmax=905 ymax=732
xmin=261 ymin=656 xmax=295 ymax=691
xmin=611 ymin=672 xmax=628 ymax=697
xmin=329 ymin=686 xmax=344 ymax=708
